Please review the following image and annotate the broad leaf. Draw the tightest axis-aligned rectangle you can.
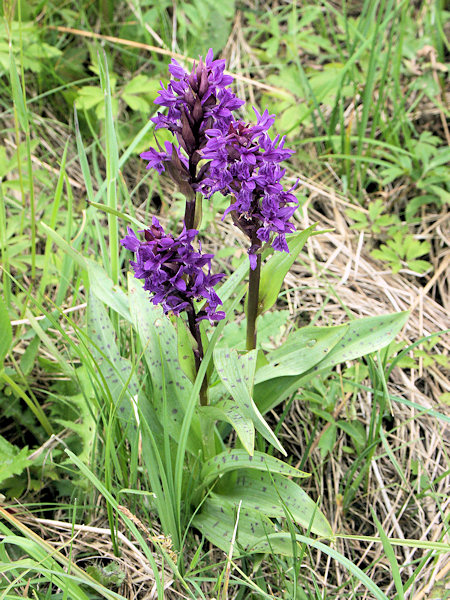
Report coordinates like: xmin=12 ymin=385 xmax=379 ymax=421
xmin=317 ymin=311 xmax=409 ymax=369
xmin=200 ymin=449 xmax=308 ymax=488
xmin=87 ymin=291 xmax=121 ymax=364
xmin=198 ymin=399 xmax=254 ymax=455
xmin=0 ymin=436 xmax=30 ymax=485
xmin=255 ymin=325 xmax=345 ymax=383
xmin=193 ymin=498 xmax=277 ymax=555
xmin=87 ymin=292 xmax=141 ymax=436
xmin=88 ymin=261 xmax=131 ymax=322
xmin=256 ymin=312 xmax=409 ymax=383
xmin=254 ymin=374 xmax=307 ymax=415
xmin=213 ymin=469 xmax=332 ymax=538
xmin=214 ymin=349 xmax=286 ymax=455
xmin=176 ymin=318 xmax=197 ymax=383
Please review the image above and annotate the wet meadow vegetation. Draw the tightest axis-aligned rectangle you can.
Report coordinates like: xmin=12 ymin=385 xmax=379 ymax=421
xmin=0 ymin=1 xmax=449 ymax=598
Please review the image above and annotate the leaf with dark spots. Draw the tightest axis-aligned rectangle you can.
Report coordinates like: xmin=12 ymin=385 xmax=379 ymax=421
xmin=214 ymin=348 xmax=286 ymax=455
xmin=199 ymin=399 xmax=254 ymax=454
xmin=317 ymin=311 xmax=409 ymax=370
xmin=213 ymin=468 xmax=332 ymax=538
xmin=193 ymin=499 xmax=277 ymax=557
xmin=87 ymin=291 xmax=121 ymax=364
xmin=199 ymin=449 xmax=308 ymax=488
xmin=256 ymin=312 xmax=409 ymax=384
xmin=255 ymin=325 xmax=345 ymax=383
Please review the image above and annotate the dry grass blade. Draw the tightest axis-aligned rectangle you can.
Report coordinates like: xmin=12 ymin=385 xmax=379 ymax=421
xmin=48 ymin=26 xmax=285 ymax=95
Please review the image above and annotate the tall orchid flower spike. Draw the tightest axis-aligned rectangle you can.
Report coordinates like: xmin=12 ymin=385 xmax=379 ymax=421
xmin=200 ymin=108 xmax=299 ymax=269
xmin=121 ymin=218 xmax=225 ymax=324
xmin=141 ymin=49 xmax=244 ymax=228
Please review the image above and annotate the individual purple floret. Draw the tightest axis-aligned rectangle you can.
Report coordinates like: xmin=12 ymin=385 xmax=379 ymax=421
xmin=140 ymin=48 xmax=244 ymax=218
xmin=200 ymin=108 xmax=298 ymax=268
xmin=121 ymin=218 xmax=225 ymax=323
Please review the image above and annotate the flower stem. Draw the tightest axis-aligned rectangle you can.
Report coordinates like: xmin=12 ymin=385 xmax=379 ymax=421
xmin=186 ymin=303 xmax=208 ymax=406
xmin=246 ymin=251 xmax=262 ymax=352
xmin=184 ymin=199 xmax=196 ymax=230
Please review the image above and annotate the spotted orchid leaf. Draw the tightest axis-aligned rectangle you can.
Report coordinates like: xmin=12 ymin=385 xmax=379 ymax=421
xmin=198 ymin=399 xmax=254 ymax=455
xmin=214 ymin=348 xmax=286 ymax=455
xmin=200 ymin=449 xmax=308 ymax=488
xmin=193 ymin=498 xmax=277 ymax=556
xmin=255 ymin=325 xmax=345 ymax=383
xmin=316 ymin=311 xmax=409 ymax=369
xmin=256 ymin=312 xmax=409 ymax=383
xmin=213 ymin=469 xmax=332 ymax=538
xmin=194 ymin=469 xmax=332 ymax=556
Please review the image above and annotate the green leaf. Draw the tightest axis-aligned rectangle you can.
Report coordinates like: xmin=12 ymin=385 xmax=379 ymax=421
xmin=39 ymin=222 xmax=86 ymax=269
xmin=95 ymin=97 xmax=119 ymax=120
xmin=407 ymin=259 xmax=431 ymax=274
xmin=317 ymin=311 xmax=409 ymax=370
xmin=371 ymin=508 xmax=404 ymax=600
xmin=176 ymin=319 xmax=197 ymax=383
xmin=193 ymin=498 xmax=277 ymax=555
xmin=9 ymin=47 xmax=28 ymax=132
xmin=213 ymin=468 xmax=332 ymax=537
xmin=54 ymin=387 xmax=97 ymax=465
xmin=200 ymin=449 xmax=308 ymax=488
xmin=0 ymin=295 xmax=12 ymax=367
xmin=255 ymin=325 xmax=346 ymax=383
xmin=76 ymin=86 xmax=104 ymax=110
xmin=214 ymin=348 xmax=286 ymax=455
xmin=337 ymin=420 xmax=366 ymax=450
xmin=123 ymin=75 xmax=160 ymax=96
xmin=122 ymin=93 xmax=149 ymax=112
xmin=317 ymin=423 xmax=336 ymax=457
xmin=87 ymin=261 xmax=131 ymax=322
xmin=199 ymin=399 xmax=254 ymax=455
xmin=86 ymin=291 xmax=141 ymax=445
xmin=257 ymin=225 xmax=322 ymax=315
xmin=87 ymin=291 xmax=121 ymax=364
xmin=254 ymin=374 xmax=306 ymax=414
xmin=19 ymin=335 xmax=39 ymax=376
xmin=256 ymin=312 xmax=409 ymax=383
xmin=0 ymin=436 xmax=30 ymax=486
xmin=251 ymin=533 xmax=389 ymax=600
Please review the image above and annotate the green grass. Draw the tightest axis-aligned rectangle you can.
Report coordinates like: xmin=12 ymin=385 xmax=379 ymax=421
xmin=1 ymin=0 xmax=449 ymax=598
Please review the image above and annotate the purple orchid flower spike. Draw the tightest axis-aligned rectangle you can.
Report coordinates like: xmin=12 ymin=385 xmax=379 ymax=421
xmin=141 ymin=49 xmax=244 ymax=228
xmin=121 ymin=218 xmax=225 ymax=323
xmin=200 ymin=108 xmax=299 ymax=269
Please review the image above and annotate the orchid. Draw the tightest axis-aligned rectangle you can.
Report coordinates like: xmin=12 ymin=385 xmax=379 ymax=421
xmin=121 ymin=218 xmax=225 ymax=323
xmin=141 ymin=48 xmax=244 ymax=223
xmin=201 ymin=109 xmax=298 ymax=269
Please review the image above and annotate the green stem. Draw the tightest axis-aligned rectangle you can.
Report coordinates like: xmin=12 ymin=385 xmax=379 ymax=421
xmin=0 ymin=182 xmax=11 ymax=307
xmin=246 ymin=251 xmax=262 ymax=352
xmin=186 ymin=304 xmax=208 ymax=406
